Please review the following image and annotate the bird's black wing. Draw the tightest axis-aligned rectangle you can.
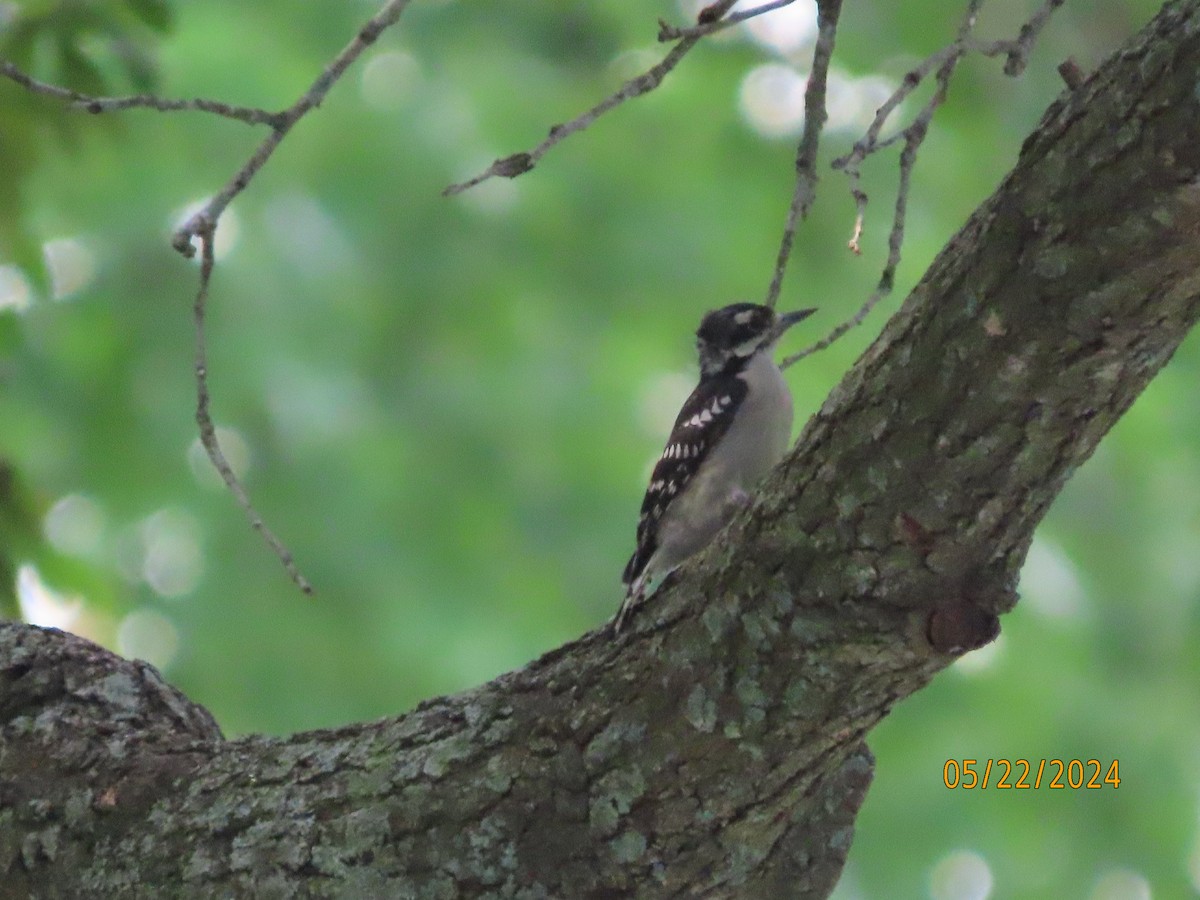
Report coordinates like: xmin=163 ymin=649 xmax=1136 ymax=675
xmin=622 ymin=372 xmax=748 ymax=589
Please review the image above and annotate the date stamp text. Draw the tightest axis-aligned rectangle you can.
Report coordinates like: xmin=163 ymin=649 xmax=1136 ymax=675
xmin=943 ymin=758 xmax=1120 ymax=790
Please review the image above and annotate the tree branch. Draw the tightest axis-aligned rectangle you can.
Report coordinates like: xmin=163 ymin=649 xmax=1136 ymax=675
xmin=192 ymin=229 xmax=312 ymax=594
xmin=442 ymin=0 xmax=741 ymax=196
xmin=171 ymin=0 xmax=415 ymax=255
xmin=782 ymin=0 xmax=1065 ymax=366
xmin=657 ymin=0 xmax=798 ymax=42
xmin=968 ymin=0 xmax=1066 ymax=76
xmin=0 ymin=60 xmax=285 ymax=126
xmin=764 ymin=0 xmax=842 ymax=309
xmin=172 ymin=0 xmax=414 ymax=589
xmin=5 ymin=3 xmax=1200 ymax=893
xmin=3 ymin=0 xmax=418 ymax=593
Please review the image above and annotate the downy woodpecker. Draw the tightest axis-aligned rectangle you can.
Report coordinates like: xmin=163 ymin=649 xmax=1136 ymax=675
xmin=616 ymin=303 xmax=815 ymax=632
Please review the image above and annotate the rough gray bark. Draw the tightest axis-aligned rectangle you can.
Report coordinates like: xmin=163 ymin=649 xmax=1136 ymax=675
xmin=4 ymin=2 xmax=1200 ymax=897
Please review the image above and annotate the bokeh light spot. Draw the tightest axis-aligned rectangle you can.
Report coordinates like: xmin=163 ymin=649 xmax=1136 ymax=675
xmin=952 ymin=631 xmax=1003 ymax=676
xmin=116 ymin=608 xmax=181 ymax=672
xmin=825 ymin=71 xmax=895 ymax=132
xmin=1188 ymin=824 xmax=1200 ymax=893
xmin=16 ymin=564 xmax=82 ymax=630
xmin=930 ymin=849 xmax=994 ymax=900
xmin=140 ymin=509 xmax=204 ymax=599
xmin=610 ymin=47 xmax=661 ymax=81
xmin=44 ymin=493 xmax=106 ymax=558
xmin=43 ymin=236 xmax=97 ymax=300
xmin=450 ymin=158 xmax=521 ymax=215
xmin=676 ymin=0 xmax=710 ymax=22
xmin=360 ymin=49 xmax=421 ymax=110
xmin=738 ymin=0 xmax=817 ymax=54
xmin=637 ymin=371 xmax=694 ymax=439
xmin=739 ymin=63 xmax=807 ymax=138
xmin=1088 ymin=869 xmax=1152 ymax=900
xmin=739 ymin=64 xmax=897 ymax=139
xmin=1020 ymin=537 xmax=1087 ymax=620
xmin=266 ymin=363 xmax=369 ymax=449
xmin=188 ymin=426 xmax=252 ymax=489
xmin=0 ymin=265 xmax=33 ymax=313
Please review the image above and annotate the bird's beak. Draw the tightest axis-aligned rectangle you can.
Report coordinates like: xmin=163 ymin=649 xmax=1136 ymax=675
xmin=773 ymin=307 xmax=817 ymax=340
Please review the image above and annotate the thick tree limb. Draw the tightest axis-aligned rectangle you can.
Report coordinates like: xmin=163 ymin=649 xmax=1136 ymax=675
xmin=4 ymin=1 xmax=1200 ymax=896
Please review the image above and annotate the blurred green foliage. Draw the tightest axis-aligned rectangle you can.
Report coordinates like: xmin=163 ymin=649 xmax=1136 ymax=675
xmin=0 ymin=0 xmax=171 ymax=286
xmin=0 ymin=0 xmax=1195 ymax=896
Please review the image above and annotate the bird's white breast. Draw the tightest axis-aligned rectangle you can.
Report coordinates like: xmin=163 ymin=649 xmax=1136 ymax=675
xmin=714 ymin=350 xmax=794 ymax=486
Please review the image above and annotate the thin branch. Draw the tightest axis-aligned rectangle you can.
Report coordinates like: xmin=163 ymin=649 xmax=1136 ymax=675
xmin=657 ymin=0 xmax=798 ymax=42
xmin=193 ymin=228 xmax=313 ymax=595
xmin=443 ymin=0 xmax=741 ymax=196
xmin=0 ymin=60 xmax=285 ymax=127
xmin=172 ymin=0 xmax=417 ymax=585
xmin=5 ymin=0 xmax=418 ymax=590
xmin=782 ymin=3 xmax=980 ymax=367
xmin=763 ymin=0 xmax=843 ymax=309
xmin=966 ymin=0 xmax=1067 ymax=76
xmin=782 ymin=109 xmax=927 ymax=365
xmin=783 ymin=0 xmax=1065 ymax=366
xmin=172 ymin=0 xmax=415 ymax=255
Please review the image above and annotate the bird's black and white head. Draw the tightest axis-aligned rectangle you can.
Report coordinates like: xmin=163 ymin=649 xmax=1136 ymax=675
xmin=695 ymin=302 xmax=816 ymax=378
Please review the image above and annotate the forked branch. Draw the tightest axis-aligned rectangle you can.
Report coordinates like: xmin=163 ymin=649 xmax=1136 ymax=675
xmin=781 ymin=0 xmax=1066 ymax=367
xmin=2 ymin=0 xmax=420 ymax=592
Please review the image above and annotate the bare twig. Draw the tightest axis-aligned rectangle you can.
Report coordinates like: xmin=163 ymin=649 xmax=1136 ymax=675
xmin=5 ymin=0 xmax=418 ymax=592
xmin=763 ymin=0 xmax=842 ymax=309
xmin=443 ymin=0 xmax=740 ymax=196
xmin=172 ymin=0 xmax=415 ymax=255
xmin=847 ymin=211 xmax=864 ymax=255
xmin=193 ymin=228 xmax=313 ymax=595
xmin=171 ymin=0 xmax=418 ymax=586
xmin=0 ymin=60 xmax=285 ymax=127
xmin=783 ymin=0 xmax=1064 ymax=366
xmin=830 ymin=36 xmax=964 ymax=253
xmin=657 ymin=0 xmax=797 ymax=42
xmin=783 ymin=109 xmax=928 ymax=365
xmin=782 ymin=2 xmax=982 ymax=367
xmin=967 ymin=0 xmax=1066 ymax=76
